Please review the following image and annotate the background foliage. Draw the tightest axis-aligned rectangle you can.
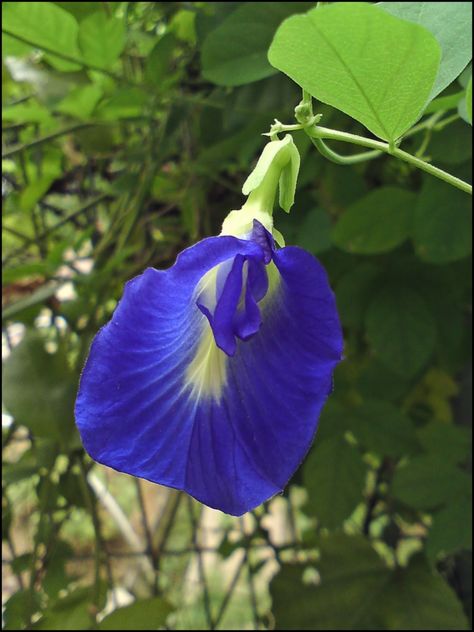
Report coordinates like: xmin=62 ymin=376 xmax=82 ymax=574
xmin=2 ymin=2 xmax=472 ymax=630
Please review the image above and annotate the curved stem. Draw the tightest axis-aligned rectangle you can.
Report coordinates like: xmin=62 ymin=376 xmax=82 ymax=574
xmin=310 ymin=126 xmax=472 ymax=194
xmin=310 ymin=135 xmax=382 ymax=164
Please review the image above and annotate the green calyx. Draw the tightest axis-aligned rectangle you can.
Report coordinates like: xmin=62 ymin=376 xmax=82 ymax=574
xmin=221 ymin=135 xmax=300 ymax=238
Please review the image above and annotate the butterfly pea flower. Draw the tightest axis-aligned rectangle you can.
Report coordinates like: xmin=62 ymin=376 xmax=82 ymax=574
xmin=75 ymin=135 xmax=343 ymax=516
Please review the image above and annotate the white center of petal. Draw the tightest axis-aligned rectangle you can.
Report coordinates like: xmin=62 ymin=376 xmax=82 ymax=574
xmin=184 ymin=263 xmax=228 ymax=402
xmin=184 ymin=321 xmax=228 ymax=402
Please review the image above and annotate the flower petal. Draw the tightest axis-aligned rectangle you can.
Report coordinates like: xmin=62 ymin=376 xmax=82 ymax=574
xmin=75 ymin=238 xmax=342 ymax=516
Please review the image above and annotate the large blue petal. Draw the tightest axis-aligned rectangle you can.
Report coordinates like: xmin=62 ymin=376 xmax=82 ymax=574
xmin=75 ymin=237 xmax=343 ymax=515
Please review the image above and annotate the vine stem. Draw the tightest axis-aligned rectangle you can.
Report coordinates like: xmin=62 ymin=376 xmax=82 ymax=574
xmin=310 ymin=125 xmax=472 ymax=194
xmin=279 ymin=89 xmax=472 ymax=194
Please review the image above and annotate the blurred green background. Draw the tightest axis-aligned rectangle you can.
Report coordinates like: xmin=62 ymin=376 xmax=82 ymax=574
xmin=2 ymin=2 xmax=472 ymax=630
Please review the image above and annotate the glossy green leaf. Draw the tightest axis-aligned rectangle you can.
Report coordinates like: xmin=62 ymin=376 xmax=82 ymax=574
xmin=78 ymin=12 xmax=125 ymax=68
xmin=392 ymin=455 xmax=471 ymax=510
xmin=2 ymin=331 xmax=76 ymax=443
xmin=99 ymin=597 xmax=173 ymax=630
xmin=303 ymin=437 xmax=366 ymax=528
xmin=3 ymin=1 xmax=82 ymax=70
xmin=379 ymin=2 xmax=473 ymax=100
xmin=201 ymin=2 xmax=312 ymax=86
xmin=349 ymin=400 xmax=420 ymax=458
xmin=366 ymin=287 xmax=437 ymax=377
xmin=412 ymin=178 xmax=472 ymax=264
xmin=333 ymin=187 xmax=415 ymax=254
xmin=268 ymin=2 xmax=441 ymax=141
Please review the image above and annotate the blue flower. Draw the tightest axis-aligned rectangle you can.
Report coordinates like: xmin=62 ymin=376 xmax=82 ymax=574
xmin=75 ymin=136 xmax=343 ymax=516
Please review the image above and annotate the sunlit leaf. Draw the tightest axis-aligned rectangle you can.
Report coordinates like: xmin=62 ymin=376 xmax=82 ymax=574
xmin=269 ymin=2 xmax=441 ymax=141
xmin=379 ymin=2 xmax=473 ymax=100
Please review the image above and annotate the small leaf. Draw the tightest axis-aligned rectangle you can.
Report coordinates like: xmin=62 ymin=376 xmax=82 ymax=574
xmin=335 ymin=263 xmax=382 ymax=328
xmin=466 ymin=75 xmax=472 ymax=123
xmin=145 ymin=34 xmax=176 ymax=87
xmin=3 ymin=590 xmax=41 ymax=631
xmin=349 ymin=400 xmax=420 ymax=458
xmin=2 ymin=331 xmax=77 ymax=444
xmin=268 ymin=2 xmax=441 ymax=141
xmin=392 ymin=455 xmax=471 ymax=510
xmin=332 ymin=187 xmax=415 ymax=254
xmin=270 ymin=534 xmax=389 ymax=630
xmin=78 ymin=12 xmax=125 ymax=69
xmin=412 ymin=177 xmax=472 ymax=264
xmin=55 ymin=84 xmax=103 ymax=119
xmin=379 ymin=2 xmax=473 ymax=101
xmin=3 ymin=1 xmax=82 ymax=70
xmin=365 ymin=287 xmax=437 ymax=377
xmin=201 ymin=2 xmax=312 ymax=86
xmin=98 ymin=597 xmax=172 ymax=630
xmin=294 ymin=208 xmax=332 ymax=254
xmin=418 ymin=422 xmax=472 ymax=465
xmin=303 ymin=437 xmax=367 ymax=529
xmin=426 ymin=497 xmax=472 ymax=561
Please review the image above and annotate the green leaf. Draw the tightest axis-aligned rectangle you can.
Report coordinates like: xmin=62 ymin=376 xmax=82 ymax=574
xmin=2 ymin=331 xmax=76 ymax=444
xmin=392 ymin=455 xmax=471 ymax=510
xmin=3 ymin=1 xmax=82 ymax=70
xmin=366 ymin=287 xmax=437 ymax=377
xmin=375 ymin=555 xmax=469 ymax=630
xmin=78 ymin=12 xmax=125 ymax=69
xmin=3 ymin=590 xmax=42 ymax=630
xmin=418 ymin=422 xmax=472 ymax=465
xmin=466 ymin=75 xmax=472 ymax=123
xmin=95 ymin=87 xmax=149 ymax=120
xmin=55 ymin=84 xmax=103 ymax=119
xmin=412 ymin=177 xmax=472 ymax=264
xmin=270 ymin=534 xmax=390 ymax=630
xmin=332 ymin=187 xmax=415 ymax=254
xmin=428 ymin=119 xmax=472 ymax=165
xmin=98 ymin=597 xmax=173 ymax=630
xmin=2 ymin=102 xmax=54 ymax=125
xmin=426 ymin=496 xmax=472 ymax=561
xmin=145 ymin=34 xmax=176 ymax=87
xmin=294 ymin=208 xmax=332 ymax=254
xmin=335 ymin=263 xmax=382 ymax=328
xmin=349 ymin=400 xmax=420 ymax=458
xmin=357 ymin=360 xmax=411 ymax=403
xmin=271 ymin=537 xmax=469 ymax=630
xmin=303 ymin=437 xmax=366 ymax=529
xmin=35 ymin=585 xmax=106 ymax=630
xmin=55 ymin=2 xmax=103 ymax=21
xmin=268 ymin=2 xmax=441 ymax=141
xmin=379 ymin=2 xmax=473 ymax=100
xmin=201 ymin=2 xmax=312 ymax=86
